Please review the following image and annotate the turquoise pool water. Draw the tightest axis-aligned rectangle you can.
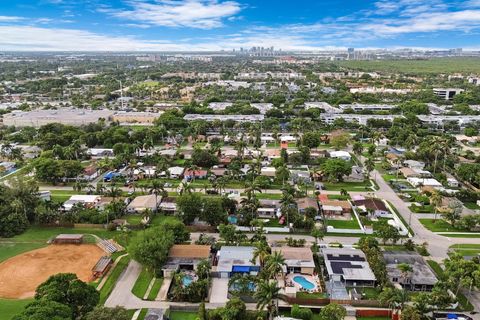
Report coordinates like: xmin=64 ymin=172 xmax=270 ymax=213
xmin=293 ymin=276 xmax=315 ymax=290
xmin=182 ymin=275 xmax=194 ymax=287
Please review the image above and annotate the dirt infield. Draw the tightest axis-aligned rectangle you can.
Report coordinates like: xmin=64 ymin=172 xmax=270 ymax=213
xmin=0 ymin=244 xmax=104 ymax=299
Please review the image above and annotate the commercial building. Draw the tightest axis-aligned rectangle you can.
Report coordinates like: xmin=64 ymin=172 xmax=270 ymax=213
xmin=3 ymin=108 xmax=114 ymax=127
xmin=338 ymin=104 xmax=396 ymax=112
xmin=320 ymin=114 xmax=403 ymax=125
xmin=433 ymin=88 xmax=464 ymax=100
xmin=112 ymin=111 xmax=161 ymax=125
xmin=304 ymin=102 xmax=342 ymax=113
xmin=184 ymin=114 xmax=264 ymax=122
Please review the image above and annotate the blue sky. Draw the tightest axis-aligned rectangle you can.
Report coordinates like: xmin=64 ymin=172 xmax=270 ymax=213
xmin=1 ymin=0 xmax=480 ymax=51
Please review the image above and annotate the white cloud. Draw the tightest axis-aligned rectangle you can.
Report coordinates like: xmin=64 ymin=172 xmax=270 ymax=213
xmin=0 ymin=16 xmax=24 ymax=22
xmin=100 ymin=0 xmax=242 ymax=29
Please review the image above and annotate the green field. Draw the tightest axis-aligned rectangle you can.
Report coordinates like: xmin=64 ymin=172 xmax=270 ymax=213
xmin=147 ymin=278 xmax=163 ymax=300
xmin=327 ymin=218 xmax=361 ymax=229
xmin=323 ymin=181 xmax=371 ymax=191
xmin=132 ymin=268 xmax=155 ymax=299
xmin=450 ymin=244 xmax=480 ymax=256
xmin=419 ymin=219 xmax=468 ymax=232
xmin=334 ymin=57 xmax=480 ymax=74
xmin=0 ymin=242 xmax=46 ymax=263
xmin=0 ymin=298 xmax=33 ymax=319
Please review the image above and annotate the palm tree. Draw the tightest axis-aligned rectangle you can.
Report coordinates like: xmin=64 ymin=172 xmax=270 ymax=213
xmin=178 ymin=181 xmax=194 ymax=195
xmin=311 ymin=228 xmax=324 ymax=244
xmin=252 ymin=241 xmax=271 ymax=268
xmin=264 ymin=251 xmax=286 ymax=280
xmin=397 ymin=263 xmax=413 ymax=290
xmin=235 ymin=137 xmax=247 ymax=160
xmin=187 ymin=164 xmax=200 ymax=182
xmin=149 ymin=180 xmax=166 ymax=213
xmin=364 ymin=157 xmax=375 ymax=180
xmin=379 ymin=287 xmax=409 ymax=317
xmin=106 ymin=186 xmax=122 ymax=202
xmin=254 ymin=280 xmax=281 ymax=320
xmin=430 ymin=190 xmax=442 ymax=221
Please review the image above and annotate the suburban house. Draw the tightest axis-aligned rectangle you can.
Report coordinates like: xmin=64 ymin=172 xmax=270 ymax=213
xmin=88 ymin=148 xmax=114 ymax=159
xmin=320 ymin=199 xmax=352 ymax=216
xmin=403 ymin=160 xmax=425 ymax=170
xmin=260 ymin=166 xmax=276 ymax=177
xmin=407 ymin=177 xmax=443 ymax=188
xmin=272 ymin=247 xmax=315 ymax=275
xmin=322 ymin=248 xmax=376 ymax=287
xmin=159 ymin=197 xmax=177 ymax=214
xmin=214 ymin=246 xmax=260 ymax=278
xmin=385 ymin=153 xmax=401 ymax=167
xmin=353 ymin=198 xmax=390 ymax=218
xmin=290 ymin=169 xmax=311 ymax=183
xmin=329 ymin=150 xmax=351 ymax=161
xmin=82 ymin=164 xmax=100 ymax=181
xmin=184 ymin=169 xmax=208 ymax=181
xmin=296 ymin=197 xmax=318 ymax=214
xmin=257 ymin=199 xmax=280 ymax=218
xmin=166 ymin=166 xmax=184 ymax=179
xmin=63 ymin=195 xmax=101 ymax=211
xmin=383 ymin=251 xmax=437 ymax=291
xmin=162 ymin=244 xmax=211 ymax=278
xmin=127 ymin=194 xmax=162 ymax=213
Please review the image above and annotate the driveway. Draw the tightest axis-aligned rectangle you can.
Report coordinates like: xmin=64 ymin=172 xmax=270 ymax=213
xmin=209 ymin=278 xmax=229 ymax=304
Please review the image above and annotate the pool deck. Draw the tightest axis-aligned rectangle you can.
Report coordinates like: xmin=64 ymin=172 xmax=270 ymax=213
xmin=285 ymin=273 xmax=320 ymax=293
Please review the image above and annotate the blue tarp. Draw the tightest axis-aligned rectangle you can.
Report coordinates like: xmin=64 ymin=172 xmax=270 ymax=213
xmin=232 ymin=266 xmax=250 ymax=273
xmin=447 ymin=314 xmax=458 ymax=319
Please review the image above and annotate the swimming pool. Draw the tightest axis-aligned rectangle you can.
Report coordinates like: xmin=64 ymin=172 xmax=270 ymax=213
xmin=182 ymin=274 xmax=194 ymax=287
xmin=293 ymin=276 xmax=315 ymax=290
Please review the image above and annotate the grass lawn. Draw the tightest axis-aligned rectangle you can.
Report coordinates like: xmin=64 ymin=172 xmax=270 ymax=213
xmin=323 ymin=181 xmax=371 ymax=191
xmin=463 ymin=202 xmax=480 ymax=210
xmin=419 ymin=219 xmax=468 ymax=232
xmin=443 ymin=233 xmax=480 ymax=238
xmin=252 ymin=193 xmax=282 ymax=200
xmin=347 ymin=287 xmax=381 ymax=300
xmin=327 ymin=194 xmax=350 ymax=200
xmin=382 ymin=174 xmax=397 ymax=182
xmin=3 ymin=226 xmax=118 ymax=244
xmin=0 ymin=242 xmax=46 ymax=263
xmin=427 ymin=260 xmax=444 ymax=279
xmin=147 ymin=278 xmax=163 ymax=300
xmin=137 ymin=308 xmax=148 ymax=320
xmin=124 ymin=214 xmax=145 ymax=225
xmin=131 ymin=268 xmax=155 ymax=299
xmin=327 ymin=218 xmax=361 ymax=229
xmin=0 ymin=298 xmax=33 ymax=319
xmin=296 ymin=292 xmax=328 ymax=299
xmin=150 ymin=215 xmax=180 ymax=226
xmin=450 ymin=244 xmax=480 ymax=256
xmin=409 ymin=204 xmax=434 ymax=213
xmin=98 ymin=255 xmax=131 ymax=305
xmin=169 ymin=311 xmax=198 ymax=320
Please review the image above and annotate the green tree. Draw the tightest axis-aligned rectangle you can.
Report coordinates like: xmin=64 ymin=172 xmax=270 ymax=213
xmin=177 ymin=192 xmax=203 ymax=224
xmin=254 ymin=280 xmax=281 ymax=320
xmin=321 ymin=159 xmax=352 ymax=182
xmin=318 ymin=303 xmax=346 ymax=320
xmin=202 ymin=197 xmax=227 ymax=226
xmin=374 ymin=220 xmax=400 ymax=244
xmin=13 ymin=300 xmax=72 ymax=320
xmin=128 ymin=226 xmax=175 ymax=273
xmin=35 ymin=273 xmax=99 ymax=319
xmin=84 ymin=307 xmax=130 ymax=320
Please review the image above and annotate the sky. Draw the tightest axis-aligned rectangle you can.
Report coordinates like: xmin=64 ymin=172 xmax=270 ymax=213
xmin=1 ymin=0 xmax=480 ymax=51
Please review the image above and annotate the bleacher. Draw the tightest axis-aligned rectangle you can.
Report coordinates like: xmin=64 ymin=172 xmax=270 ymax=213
xmin=97 ymin=239 xmax=118 ymax=254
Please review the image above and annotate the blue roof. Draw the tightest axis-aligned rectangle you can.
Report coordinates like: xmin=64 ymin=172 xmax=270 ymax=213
xmin=232 ymin=266 xmax=251 ymax=273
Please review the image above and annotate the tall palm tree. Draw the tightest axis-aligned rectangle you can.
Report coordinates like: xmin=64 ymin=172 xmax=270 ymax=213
xmin=264 ymin=251 xmax=286 ymax=280
xmin=430 ymin=190 xmax=442 ymax=221
xmin=149 ymin=180 xmax=166 ymax=213
xmin=254 ymin=280 xmax=281 ymax=320
xmin=106 ymin=186 xmax=122 ymax=202
xmin=397 ymin=263 xmax=413 ymax=290
xmin=178 ymin=181 xmax=194 ymax=195
xmin=252 ymin=241 xmax=271 ymax=268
